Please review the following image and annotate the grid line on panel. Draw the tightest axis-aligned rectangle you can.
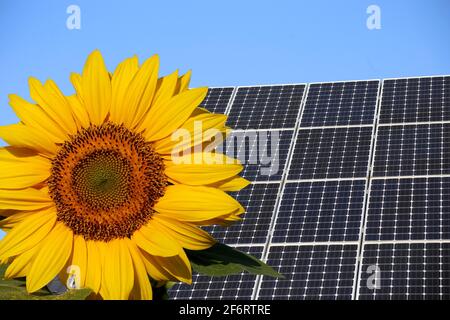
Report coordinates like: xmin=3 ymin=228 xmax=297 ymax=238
xmin=353 ymin=78 xmax=383 ymax=299
xmin=170 ymin=246 xmax=264 ymax=300
xmin=300 ymin=80 xmax=379 ymax=127
xmin=379 ymin=76 xmax=450 ymax=124
xmin=378 ymin=120 xmax=450 ymax=127
xmin=357 ymin=243 xmax=450 ymax=300
xmin=257 ymin=244 xmax=359 ymax=300
xmin=227 ymin=84 xmax=306 ymax=130
xmin=252 ymin=84 xmax=311 ymax=299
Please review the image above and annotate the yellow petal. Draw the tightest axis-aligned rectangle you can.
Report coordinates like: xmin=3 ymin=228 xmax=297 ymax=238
xmin=153 ymin=113 xmax=227 ymax=155
xmin=132 ymin=222 xmax=181 ymax=257
xmin=28 ymin=77 xmax=77 ymax=135
xmin=141 ymin=87 xmax=208 ymax=141
xmin=0 ymin=148 xmax=50 ymax=189
xmin=0 ymin=207 xmax=55 ymax=259
xmin=110 ymin=56 xmax=139 ymax=125
xmin=9 ymin=94 xmax=68 ymax=142
xmin=67 ymin=94 xmax=90 ymax=129
xmin=140 ymin=250 xmax=192 ymax=284
xmin=154 ymin=185 xmax=245 ymax=223
xmin=121 ymin=55 xmax=159 ymax=128
xmin=26 ymin=222 xmax=73 ymax=293
xmin=153 ymin=215 xmax=216 ymax=250
xmin=139 ymin=249 xmax=175 ymax=282
xmin=85 ymin=241 xmax=102 ymax=294
xmin=0 ymin=187 xmax=52 ymax=211
xmin=210 ymin=176 xmax=251 ymax=191
xmin=125 ymin=239 xmax=152 ymax=300
xmin=175 ymin=70 xmax=192 ymax=94
xmin=164 ymin=153 xmax=242 ymax=186
xmin=102 ymin=239 xmax=134 ymax=300
xmin=152 ymin=70 xmax=179 ymax=109
xmin=5 ymin=244 xmax=42 ymax=279
xmin=0 ymin=210 xmax=38 ymax=231
xmin=60 ymin=235 xmax=87 ymax=289
xmin=0 ymin=124 xmax=58 ymax=156
xmin=81 ymin=50 xmax=111 ymax=125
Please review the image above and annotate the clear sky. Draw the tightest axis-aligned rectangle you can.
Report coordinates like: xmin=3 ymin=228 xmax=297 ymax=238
xmin=1 ymin=0 xmax=450 ymax=238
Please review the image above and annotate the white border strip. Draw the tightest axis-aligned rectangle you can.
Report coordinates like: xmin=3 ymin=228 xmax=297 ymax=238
xmin=378 ymin=120 xmax=450 ymax=127
xmin=224 ymin=87 xmax=238 ymax=115
xmin=371 ymin=174 xmax=450 ymax=180
xmin=354 ymin=78 xmax=384 ymax=300
xmin=252 ymin=84 xmax=311 ymax=300
xmin=382 ymin=74 xmax=450 ymax=81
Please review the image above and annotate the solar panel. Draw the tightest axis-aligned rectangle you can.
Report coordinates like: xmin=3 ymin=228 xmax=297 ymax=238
xmin=357 ymin=243 xmax=450 ymax=299
xmin=288 ymin=126 xmax=373 ymax=180
xmin=204 ymin=183 xmax=280 ymax=245
xmin=272 ymin=180 xmax=366 ymax=243
xmin=365 ymin=177 xmax=450 ymax=241
xmin=227 ymin=85 xmax=306 ymax=130
xmin=372 ymin=123 xmax=450 ymax=177
xmin=177 ymin=76 xmax=450 ymax=300
xmin=223 ymin=130 xmax=293 ymax=182
xmin=301 ymin=81 xmax=379 ymax=127
xmin=379 ymin=76 xmax=450 ymax=124
xmin=170 ymin=246 xmax=263 ymax=299
xmin=257 ymin=244 xmax=358 ymax=300
xmin=200 ymin=87 xmax=235 ymax=114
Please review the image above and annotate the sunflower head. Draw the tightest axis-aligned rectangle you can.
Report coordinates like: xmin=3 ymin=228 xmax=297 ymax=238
xmin=0 ymin=50 xmax=249 ymax=300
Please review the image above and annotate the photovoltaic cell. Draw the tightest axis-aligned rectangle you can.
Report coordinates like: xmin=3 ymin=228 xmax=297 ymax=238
xmin=288 ymin=126 xmax=372 ymax=180
xmin=170 ymin=246 xmax=263 ymax=300
xmin=373 ymin=123 xmax=450 ymax=177
xmin=365 ymin=177 xmax=450 ymax=241
xmin=258 ymin=245 xmax=358 ymax=300
xmin=222 ymin=130 xmax=293 ymax=181
xmin=227 ymin=85 xmax=305 ymax=130
xmin=300 ymin=81 xmax=379 ymax=127
xmin=200 ymin=87 xmax=235 ymax=114
xmin=358 ymin=243 xmax=450 ymax=300
xmin=379 ymin=76 xmax=450 ymax=124
xmin=272 ymin=180 xmax=366 ymax=243
xmin=204 ymin=183 xmax=280 ymax=245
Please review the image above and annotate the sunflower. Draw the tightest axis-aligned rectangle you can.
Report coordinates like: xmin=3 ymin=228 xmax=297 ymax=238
xmin=0 ymin=50 xmax=249 ymax=300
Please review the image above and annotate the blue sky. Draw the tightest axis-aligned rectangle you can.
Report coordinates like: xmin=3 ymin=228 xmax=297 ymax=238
xmin=1 ymin=0 xmax=450 ymax=239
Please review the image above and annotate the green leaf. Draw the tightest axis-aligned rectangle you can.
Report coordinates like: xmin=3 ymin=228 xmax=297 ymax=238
xmin=186 ymin=243 xmax=283 ymax=278
xmin=0 ymin=263 xmax=91 ymax=300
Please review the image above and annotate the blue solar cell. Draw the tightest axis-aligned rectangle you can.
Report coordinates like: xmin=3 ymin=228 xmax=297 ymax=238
xmin=201 ymin=87 xmax=234 ymax=114
xmin=227 ymin=85 xmax=305 ymax=129
xmin=365 ymin=177 xmax=450 ymax=241
xmin=288 ymin=126 xmax=372 ymax=180
xmin=373 ymin=123 xmax=450 ymax=177
xmin=300 ymin=81 xmax=379 ymax=127
xmin=379 ymin=76 xmax=450 ymax=124
xmin=273 ymin=180 xmax=366 ymax=243
xmin=358 ymin=243 xmax=450 ymax=300
xmin=258 ymin=245 xmax=358 ymax=300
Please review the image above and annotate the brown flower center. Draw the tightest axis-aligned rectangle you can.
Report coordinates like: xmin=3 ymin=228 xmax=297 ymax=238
xmin=48 ymin=123 xmax=167 ymax=241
